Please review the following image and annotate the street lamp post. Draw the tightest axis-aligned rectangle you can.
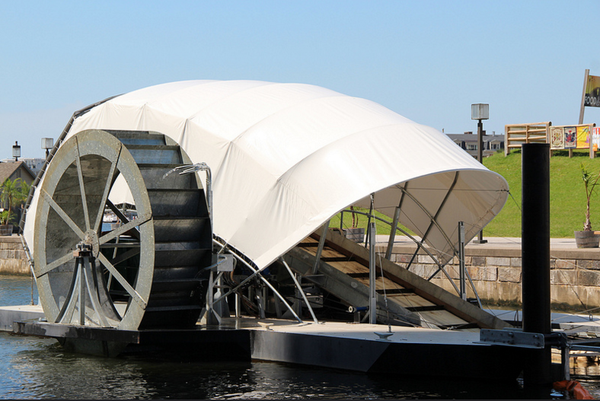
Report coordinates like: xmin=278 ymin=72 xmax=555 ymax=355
xmin=471 ymin=103 xmax=489 ymax=244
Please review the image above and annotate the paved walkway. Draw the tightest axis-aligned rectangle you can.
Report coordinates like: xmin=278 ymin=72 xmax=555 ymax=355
xmin=376 ymin=235 xmax=578 ymax=250
xmin=465 ymin=236 xmax=577 ymax=250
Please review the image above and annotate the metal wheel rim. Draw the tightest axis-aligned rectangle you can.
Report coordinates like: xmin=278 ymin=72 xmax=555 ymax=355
xmin=33 ymin=130 xmax=154 ymax=331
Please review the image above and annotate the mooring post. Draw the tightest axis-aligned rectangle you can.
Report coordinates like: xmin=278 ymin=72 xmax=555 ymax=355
xmin=521 ymin=143 xmax=552 ymax=386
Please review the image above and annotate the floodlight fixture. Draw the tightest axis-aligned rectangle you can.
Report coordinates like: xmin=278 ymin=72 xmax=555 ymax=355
xmin=471 ymin=103 xmax=489 ymax=121
xmin=42 ymin=138 xmax=54 ymax=158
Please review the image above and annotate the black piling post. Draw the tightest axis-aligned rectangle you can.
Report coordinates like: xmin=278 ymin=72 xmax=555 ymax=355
xmin=521 ymin=143 xmax=552 ymax=387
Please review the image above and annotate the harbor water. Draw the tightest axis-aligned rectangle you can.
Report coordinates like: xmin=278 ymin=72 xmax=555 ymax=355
xmin=0 ymin=274 xmax=596 ymax=399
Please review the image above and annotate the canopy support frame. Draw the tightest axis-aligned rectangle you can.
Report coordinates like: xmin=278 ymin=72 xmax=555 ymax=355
xmin=413 ymin=171 xmax=460 ymax=254
xmin=312 ymin=220 xmax=330 ymax=274
xmin=212 ymin=237 xmax=303 ymax=323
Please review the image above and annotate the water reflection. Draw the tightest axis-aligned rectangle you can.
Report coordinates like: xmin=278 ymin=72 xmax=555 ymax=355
xmin=0 ymin=275 xmax=37 ymax=307
xmin=5 ymin=335 xmax=147 ymax=399
xmin=1 ymin=330 xmax=531 ymax=399
xmin=3 ymin=275 xmax=600 ymax=399
xmin=572 ymin=354 xmax=600 ymax=381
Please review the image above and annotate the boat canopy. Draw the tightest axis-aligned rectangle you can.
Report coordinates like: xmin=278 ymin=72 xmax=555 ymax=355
xmin=24 ymin=80 xmax=509 ymax=269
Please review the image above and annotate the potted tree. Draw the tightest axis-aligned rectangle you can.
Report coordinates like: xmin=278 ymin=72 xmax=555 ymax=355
xmin=0 ymin=178 xmax=22 ymax=236
xmin=575 ymin=163 xmax=600 ymax=248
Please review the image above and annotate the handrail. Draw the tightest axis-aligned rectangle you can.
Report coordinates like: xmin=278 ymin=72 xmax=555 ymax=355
xmin=340 ymin=208 xmax=442 ymax=268
xmin=338 ymin=208 xmax=480 ymax=299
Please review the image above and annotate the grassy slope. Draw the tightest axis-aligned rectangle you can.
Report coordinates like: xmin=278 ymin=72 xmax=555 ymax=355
xmin=483 ymin=150 xmax=600 ymax=238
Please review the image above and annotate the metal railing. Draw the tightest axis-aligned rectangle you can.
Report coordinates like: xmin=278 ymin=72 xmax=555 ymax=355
xmin=337 ymin=208 xmax=481 ymax=304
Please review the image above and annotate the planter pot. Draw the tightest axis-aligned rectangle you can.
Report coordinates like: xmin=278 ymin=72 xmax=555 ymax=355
xmin=343 ymin=227 xmax=365 ymax=243
xmin=0 ymin=224 xmax=13 ymax=236
xmin=574 ymin=230 xmax=600 ymax=248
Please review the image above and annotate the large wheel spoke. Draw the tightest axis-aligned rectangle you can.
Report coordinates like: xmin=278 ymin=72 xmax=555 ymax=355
xmin=37 ymin=252 xmax=75 ymax=278
xmin=41 ymin=188 xmax=86 ymax=240
xmin=82 ymin=258 xmax=109 ymax=327
xmin=75 ymin=140 xmax=91 ymax=232
xmin=93 ymin=150 xmax=120 ymax=233
xmin=56 ymin=269 xmax=80 ymax=324
xmin=97 ymin=252 xmax=147 ymax=309
xmin=105 ymin=199 xmax=141 ymax=240
xmin=99 ymin=212 xmax=151 ymax=245
xmin=105 ymin=247 xmax=141 ymax=267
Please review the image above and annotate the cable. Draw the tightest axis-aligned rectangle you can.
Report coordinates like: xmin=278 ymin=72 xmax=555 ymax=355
xmin=508 ymin=190 xmax=522 ymax=211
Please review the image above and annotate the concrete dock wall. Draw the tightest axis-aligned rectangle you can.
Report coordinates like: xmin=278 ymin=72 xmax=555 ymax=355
xmin=381 ymin=239 xmax=600 ymax=311
xmin=0 ymin=235 xmax=30 ymax=275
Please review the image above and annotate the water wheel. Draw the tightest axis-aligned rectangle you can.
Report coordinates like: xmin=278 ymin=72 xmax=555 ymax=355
xmin=33 ymin=129 xmax=213 ymax=331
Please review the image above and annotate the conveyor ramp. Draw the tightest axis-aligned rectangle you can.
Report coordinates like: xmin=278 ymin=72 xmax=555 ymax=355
xmin=283 ymin=229 xmax=509 ymax=331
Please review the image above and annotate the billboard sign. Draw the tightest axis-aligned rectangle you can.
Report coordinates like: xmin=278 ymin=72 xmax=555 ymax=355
xmin=585 ymin=75 xmax=600 ymax=107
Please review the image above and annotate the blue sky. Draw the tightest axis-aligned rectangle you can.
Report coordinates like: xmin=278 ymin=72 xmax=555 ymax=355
xmin=1 ymin=0 xmax=598 ymax=160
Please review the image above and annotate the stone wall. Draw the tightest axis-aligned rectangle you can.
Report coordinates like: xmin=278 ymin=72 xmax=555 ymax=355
xmin=380 ymin=243 xmax=600 ymax=311
xmin=3 ymin=231 xmax=600 ymax=310
xmin=0 ymin=236 xmax=31 ymax=275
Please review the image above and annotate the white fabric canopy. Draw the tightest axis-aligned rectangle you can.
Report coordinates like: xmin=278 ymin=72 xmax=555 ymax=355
xmin=24 ymin=80 xmax=509 ymax=268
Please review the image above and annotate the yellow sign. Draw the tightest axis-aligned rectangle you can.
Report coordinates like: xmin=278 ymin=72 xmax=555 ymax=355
xmin=585 ymin=75 xmax=600 ymax=107
xmin=577 ymin=126 xmax=591 ymax=148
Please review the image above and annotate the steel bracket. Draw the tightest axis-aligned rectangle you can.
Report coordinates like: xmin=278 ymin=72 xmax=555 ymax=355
xmin=479 ymin=329 xmax=545 ymax=349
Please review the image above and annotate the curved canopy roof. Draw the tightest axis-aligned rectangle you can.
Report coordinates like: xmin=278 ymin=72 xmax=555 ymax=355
xmin=24 ymin=80 xmax=509 ymax=269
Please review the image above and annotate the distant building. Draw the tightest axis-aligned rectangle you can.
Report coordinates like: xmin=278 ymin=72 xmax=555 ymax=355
xmin=1 ymin=158 xmax=44 ymax=177
xmin=21 ymin=158 xmax=45 ymax=177
xmin=446 ymin=132 xmax=505 ymax=158
xmin=0 ymin=161 xmax=35 ymax=186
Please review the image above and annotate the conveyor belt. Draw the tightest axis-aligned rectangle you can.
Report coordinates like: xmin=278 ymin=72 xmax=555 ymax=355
xmin=284 ymin=229 xmax=510 ymax=331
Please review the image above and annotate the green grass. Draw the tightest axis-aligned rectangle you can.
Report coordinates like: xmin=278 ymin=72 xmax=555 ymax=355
xmin=483 ymin=149 xmax=600 ymax=238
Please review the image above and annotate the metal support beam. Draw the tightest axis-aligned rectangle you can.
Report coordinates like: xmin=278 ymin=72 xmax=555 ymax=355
xmin=458 ymin=221 xmax=466 ymax=301
xmin=385 ymin=206 xmax=401 ymax=260
xmin=312 ymin=220 xmax=330 ymax=274
xmin=369 ymin=222 xmax=377 ymax=324
xmin=427 ymin=222 xmax=482 ymax=305
xmin=426 ymin=260 xmax=461 ymax=295
xmin=212 ymin=239 xmax=303 ymax=323
xmin=579 ymin=69 xmax=589 ymax=126
xmin=365 ymin=194 xmax=375 ymax=248
xmin=280 ymin=257 xmax=319 ymax=324
xmin=399 ymin=173 xmax=458 ymax=254
xmin=78 ymin=259 xmax=85 ymax=325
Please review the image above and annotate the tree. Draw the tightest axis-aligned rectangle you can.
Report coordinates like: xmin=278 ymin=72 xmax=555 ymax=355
xmin=0 ymin=177 xmax=22 ymax=226
xmin=580 ymin=163 xmax=600 ymax=231
xmin=18 ymin=179 xmax=30 ymax=208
